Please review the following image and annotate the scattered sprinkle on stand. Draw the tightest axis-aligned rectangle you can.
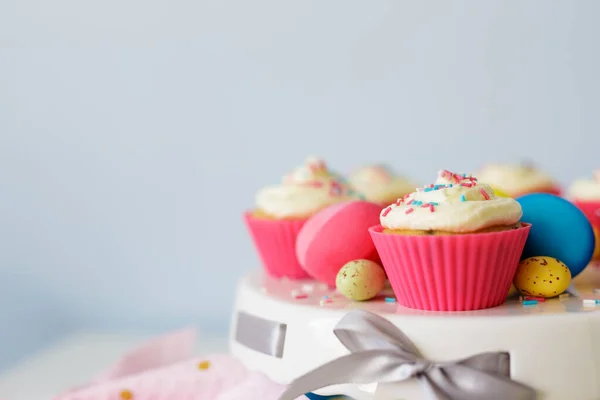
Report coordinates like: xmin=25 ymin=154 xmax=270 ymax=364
xmin=522 ymin=300 xmax=538 ymax=306
xmin=524 ymin=296 xmax=545 ymax=302
xmin=120 ymin=390 xmax=134 ymax=400
xmin=583 ymin=299 xmax=600 ymax=306
xmin=385 ymin=297 xmax=396 ymax=303
xmin=197 ymin=360 xmax=211 ymax=370
xmin=301 ymin=283 xmax=314 ymax=293
xmin=460 ymin=194 xmax=466 ymax=202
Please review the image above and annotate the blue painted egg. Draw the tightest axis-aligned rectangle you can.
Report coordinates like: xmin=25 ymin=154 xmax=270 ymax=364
xmin=517 ymin=193 xmax=595 ymax=278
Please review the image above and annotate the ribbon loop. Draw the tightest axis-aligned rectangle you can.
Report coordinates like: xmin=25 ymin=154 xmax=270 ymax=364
xmin=278 ymin=310 xmax=536 ymax=400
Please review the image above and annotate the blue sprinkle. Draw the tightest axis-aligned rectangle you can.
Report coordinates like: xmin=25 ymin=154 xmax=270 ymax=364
xmin=449 ymin=184 xmax=453 ymax=187
xmin=323 ymin=295 xmax=329 ymax=299
xmin=522 ymin=300 xmax=538 ymax=306
xmin=429 ymin=202 xmax=439 ymax=206
xmin=462 ymin=173 xmax=467 ymax=177
xmin=424 ymin=187 xmax=433 ymax=192
xmin=385 ymin=297 xmax=396 ymax=303
xmin=460 ymin=195 xmax=466 ymax=202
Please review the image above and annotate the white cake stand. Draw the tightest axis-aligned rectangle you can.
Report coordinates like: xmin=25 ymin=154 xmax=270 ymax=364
xmin=230 ymin=267 xmax=600 ymax=400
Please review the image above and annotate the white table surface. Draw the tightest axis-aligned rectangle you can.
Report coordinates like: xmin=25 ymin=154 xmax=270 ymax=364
xmin=0 ymin=332 xmax=228 ymax=400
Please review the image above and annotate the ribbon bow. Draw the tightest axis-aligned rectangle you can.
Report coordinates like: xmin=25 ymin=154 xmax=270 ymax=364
xmin=278 ymin=310 xmax=536 ymax=400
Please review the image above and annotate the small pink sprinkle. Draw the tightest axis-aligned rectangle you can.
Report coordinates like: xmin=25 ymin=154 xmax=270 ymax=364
xmin=429 ymin=204 xmax=435 ymax=212
xmin=524 ymin=296 xmax=546 ymax=302
xmin=407 ymin=199 xmax=414 ymax=205
xmin=294 ymin=294 xmax=308 ymax=299
xmin=461 ymin=182 xmax=474 ymax=188
xmin=405 ymin=208 xmax=414 ymax=214
xmin=382 ymin=207 xmax=392 ymax=216
xmin=480 ymin=189 xmax=490 ymax=200
xmin=395 ymin=198 xmax=402 ymax=206
xmin=420 ymin=204 xmax=429 ymax=208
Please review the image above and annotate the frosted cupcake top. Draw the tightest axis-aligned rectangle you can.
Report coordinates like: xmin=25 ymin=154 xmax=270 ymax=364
xmin=255 ymin=157 xmax=361 ymax=218
xmin=569 ymin=170 xmax=600 ymax=201
xmin=380 ymin=170 xmax=523 ymax=233
xmin=477 ymin=163 xmax=555 ymax=196
xmin=349 ymin=165 xmax=416 ymax=204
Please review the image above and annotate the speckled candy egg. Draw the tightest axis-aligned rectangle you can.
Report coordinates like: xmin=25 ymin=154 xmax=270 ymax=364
xmin=336 ymin=259 xmax=386 ymax=301
xmin=513 ymin=256 xmax=572 ymax=298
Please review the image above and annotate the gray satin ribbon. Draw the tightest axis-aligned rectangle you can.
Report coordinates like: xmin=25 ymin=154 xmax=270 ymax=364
xmin=235 ymin=311 xmax=287 ymax=358
xmin=278 ymin=310 xmax=537 ymax=400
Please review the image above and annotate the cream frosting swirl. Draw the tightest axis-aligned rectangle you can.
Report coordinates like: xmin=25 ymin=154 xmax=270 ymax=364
xmin=569 ymin=171 xmax=600 ymax=201
xmin=477 ymin=163 xmax=556 ymax=195
xmin=349 ymin=165 xmax=416 ymax=204
xmin=380 ymin=170 xmax=523 ymax=232
xmin=256 ymin=157 xmax=361 ymax=218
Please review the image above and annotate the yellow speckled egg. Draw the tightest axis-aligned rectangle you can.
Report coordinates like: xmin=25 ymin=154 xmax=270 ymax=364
xmin=593 ymin=227 xmax=600 ymax=260
xmin=336 ymin=259 xmax=386 ymax=301
xmin=513 ymin=256 xmax=571 ymax=298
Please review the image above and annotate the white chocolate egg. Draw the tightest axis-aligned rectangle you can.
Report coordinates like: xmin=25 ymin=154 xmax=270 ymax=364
xmin=513 ymin=256 xmax=571 ymax=298
xmin=336 ymin=259 xmax=386 ymax=301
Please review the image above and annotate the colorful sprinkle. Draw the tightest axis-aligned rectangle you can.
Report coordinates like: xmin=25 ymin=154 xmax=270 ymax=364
xmin=319 ymin=299 xmax=332 ymax=306
xmin=395 ymin=198 xmax=403 ymax=206
xmin=424 ymin=187 xmax=433 ymax=192
xmin=429 ymin=204 xmax=435 ymax=212
xmin=460 ymin=194 xmax=466 ymax=202
xmin=407 ymin=199 xmax=414 ymax=205
xmin=385 ymin=297 xmax=396 ymax=303
xmin=524 ymin=296 xmax=546 ymax=302
xmin=382 ymin=207 xmax=392 ymax=217
xmin=480 ymin=189 xmax=490 ymax=200
xmin=329 ymin=181 xmax=343 ymax=196
xmin=294 ymin=294 xmax=309 ymax=299
xmin=120 ymin=390 xmax=134 ymax=400
xmin=301 ymin=284 xmax=314 ymax=293
xmin=522 ymin=300 xmax=538 ymax=306
xmin=197 ymin=360 xmax=211 ymax=370
xmin=405 ymin=208 xmax=414 ymax=214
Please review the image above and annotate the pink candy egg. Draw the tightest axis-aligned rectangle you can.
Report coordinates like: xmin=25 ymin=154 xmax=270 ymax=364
xmin=296 ymin=201 xmax=382 ymax=286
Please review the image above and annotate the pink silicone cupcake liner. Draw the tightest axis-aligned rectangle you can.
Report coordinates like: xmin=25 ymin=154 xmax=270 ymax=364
xmin=244 ymin=212 xmax=310 ymax=279
xmin=573 ymin=200 xmax=600 ymax=230
xmin=369 ymin=224 xmax=531 ymax=311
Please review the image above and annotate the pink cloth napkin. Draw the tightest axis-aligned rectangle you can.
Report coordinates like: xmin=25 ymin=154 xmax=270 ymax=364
xmin=53 ymin=329 xmax=303 ymax=400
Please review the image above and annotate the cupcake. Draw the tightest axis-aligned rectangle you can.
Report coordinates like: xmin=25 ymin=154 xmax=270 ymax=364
xmin=477 ymin=163 xmax=561 ymax=197
xmin=569 ymin=171 xmax=600 ymax=260
xmin=348 ymin=164 xmax=416 ymax=207
xmin=245 ymin=157 xmax=361 ymax=279
xmin=369 ymin=170 xmax=530 ymax=311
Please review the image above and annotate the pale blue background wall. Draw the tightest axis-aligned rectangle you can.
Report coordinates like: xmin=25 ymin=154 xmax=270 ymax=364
xmin=1 ymin=0 xmax=600 ymax=368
